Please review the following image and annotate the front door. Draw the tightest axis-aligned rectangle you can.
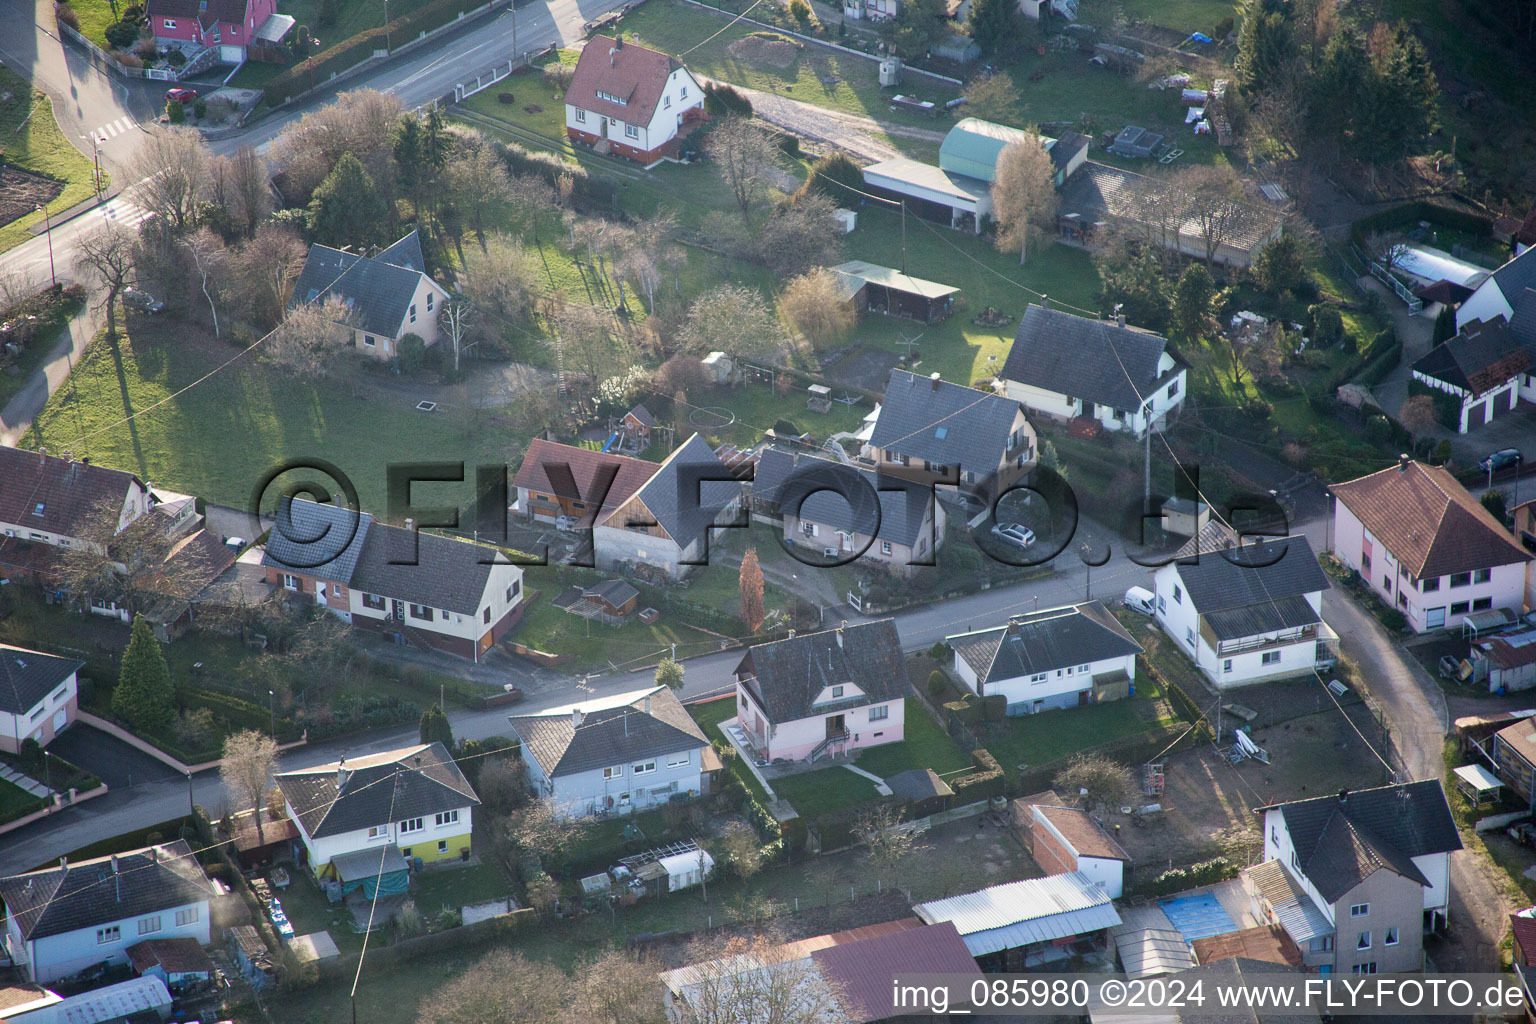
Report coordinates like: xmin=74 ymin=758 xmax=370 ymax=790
xmin=392 ymin=599 xmax=405 ymax=621
xmin=1083 ymin=400 xmax=1096 ymax=417
xmin=316 ymin=581 xmax=328 ymax=606
xmin=826 ymin=714 xmax=845 ymax=737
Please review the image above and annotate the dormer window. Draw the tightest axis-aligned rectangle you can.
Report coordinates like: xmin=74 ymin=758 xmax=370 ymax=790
xmin=831 ymin=685 xmax=844 ymax=698
xmin=32 ymin=502 xmax=44 ymax=516
xmin=596 ymin=90 xmax=629 ymax=106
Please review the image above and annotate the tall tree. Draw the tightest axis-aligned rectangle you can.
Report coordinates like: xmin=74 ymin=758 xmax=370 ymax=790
xmin=1251 ymin=233 xmax=1309 ymax=294
xmin=963 ymin=71 xmax=1021 ymax=123
xmin=306 ymin=151 xmax=388 ymax=248
xmin=57 ymin=497 xmax=194 ymax=618
xmin=779 ymin=267 xmax=855 ymax=350
xmin=706 ymin=116 xmax=780 ymax=226
xmin=218 ymin=145 xmax=272 ymax=238
xmin=129 ymin=125 xmax=211 ymax=233
xmin=678 ymin=285 xmax=781 ymax=363
xmin=991 ymin=138 xmax=1058 ymax=265
xmin=966 ymin=0 xmax=1023 ymax=54
xmin=1431 ymin=304 xmax=1457 ymax=345
xmin=654 ymin=658 xmax=685 ymax=691
xmin=114 ymin=614 xmax=176 ymax=734
xmin=739 ymin=547 xmax=765 ymax=633
xmin=419 ymin=704 xmax=455 ymax=748
xmin=230 ymin=223 xmax=308 ymax=329
xmin=879 ymin=0 xmax=949 ymax=56
xmin=221 ymin=730 xmax=279 ymax=843
xmin=270 ymin=87 xmax=404 ymax=203
xmin=437 ymin=299 xmax=476 ymax=376
xmin=852 ymin=800 xmax=917 ymax=878
xmin=1169 ymin=263 xmax=1216 ymax=342
xmin=568 ymin=950 xmax=668 ymax=1024
xmin=1234 ymin=0 xmax=1298 ymax=92
xmin=266 ymin=294 xmax=352 ymax=377
xmin=677 ymin=934 xmax=845 ymax=1024
xmin=1054 ymin=752 xmax=1134 ymax=814
xmin=459 ymin=233 xmax=541 ymax=322
xmin=755 ymin=192 xmax=843 ymax=277
xmin=74 ymin=225 xmax=136 ymax=336
xmin=444 ymin=138 xmax=514 ymax=247
xmin=1172 ymin=164 xmax=1248 ymax=266
xmin=1093 ymin=234 xmax=1171 ymax=330
xmin=181 ymin=227 xmax=227 ymax=337
xmin=416 ymin=950 xmax=566 ymax=1024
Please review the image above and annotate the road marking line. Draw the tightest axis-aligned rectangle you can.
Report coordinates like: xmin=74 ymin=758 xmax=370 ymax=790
xmin=115 ymin=116 xmax=132 ymax=132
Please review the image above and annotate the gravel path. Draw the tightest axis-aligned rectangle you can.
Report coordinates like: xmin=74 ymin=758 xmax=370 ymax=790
xmin=699 ymin=76 xmax=947 ymax=163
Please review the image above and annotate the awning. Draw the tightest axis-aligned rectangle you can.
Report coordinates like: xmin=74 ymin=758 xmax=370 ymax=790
xmin=1454 ymin=763 xmax=1502 ymax=793
xmin=331 ymin=846 xmax=410 ymax=897
xmin=1245 ymin=860 xmax=1332 ymax=943
xmin=1464 ymin=607 xmax=1518 ymax=637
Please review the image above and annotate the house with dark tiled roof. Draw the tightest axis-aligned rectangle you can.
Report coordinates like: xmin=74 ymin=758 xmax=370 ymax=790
xmin=1459 ymin=243 xmax=1536 ymax=334
xmin=0 ymin=447 xmax=149 ymax=580
xmin=591 ymin=433 xmax=746 ymax=580
xmin=259 ymin=497 xmax=525 ymax=661
xmin=147 ymin=0 xmax=279 ymax=62
xmin=1153 ymin=525 xmax=1335 ymax=688
xmin=751 ymin=448 xmax=946 ymax=575
xmin=563 ymin=35 xmax=704 ymax=164
xmin=732 ymin=619 xmax=906 ymax=763
xmin=865 ymin=370 xmax=1036 ymax=504
xmin=507 ymin=685 xmax=717 ymax=819
xmin=275 ymin=742 xmax=479 ymax=879
xmin=1330 ymin=458 xmax=1531 ymax=633
xmin=288 ymin=230 xmax=449 ymax=361
xmin=947 ymin=600 xmax=1141 ymax=714
xmin=0 ymin=841 xmax=215 ymax=983
xmin=1409 ymin=317 xmax=1532 ymax=432
xmin=1002 ymin=303 xmax=1187 ymax=437
xmin=0 ymin=644 xmax=83 ymax=755
xmin=1249 ymin=781 xmax=1461 ymax=973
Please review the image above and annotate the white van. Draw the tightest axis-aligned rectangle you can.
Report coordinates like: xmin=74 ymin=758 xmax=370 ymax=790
xmin=1123 ymin=586 xmax=1155 ymax=615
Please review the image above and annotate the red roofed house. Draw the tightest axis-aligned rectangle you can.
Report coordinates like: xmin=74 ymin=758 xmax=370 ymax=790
xmin=146 ymin=0 xmax=280 ymax=63
xmin=1020 ymin=801 xmax=1132 ymax=897
xmin=563 ymin=34 xmax=705 ymax=164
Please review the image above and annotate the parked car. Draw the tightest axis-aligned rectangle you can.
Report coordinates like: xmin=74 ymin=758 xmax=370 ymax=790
xmin=1123 ymin=586 xmax=1156 ymax=615
xmin=165 ymin=87 xmax=198 ymax=104
xmin=121 ymin=287 xmax=164 ymax=313
xmin=1479 ymin=448 xmax=1522 ymax=474
xmin=990 ymin=523 xmax=1036 ymax=548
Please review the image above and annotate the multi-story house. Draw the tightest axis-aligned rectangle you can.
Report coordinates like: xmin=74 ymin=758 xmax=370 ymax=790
xmin=732 ymin=619 xmax=907 ymax=763
xmin=0 ymin=447 xmax=149 ymax=579
xmin=508 ymin=685 xmax=717 ymax=819
xmin=0 ymin=645 xmax=83 ymax=754
xmin=1331 ymin=458 xmax=1531 ymax=633
xmin=563 ymin=35 xmax=705 ymax=164
xmin=947 ymin=600 xmax=1141 ymax=714
xmin=1247 ymin=782 xmax=1461 ymax=974
xmin=146 ymin=0 xmax=278 ymax=63
xmin=275 ymin=742 xmax=480 ymax=881
xmin=0 ymin=841 xmax=215 ymax=983
xmin=512 ymin=439 xmax=659 ymax=528
xmin=1408 ymin=317 xmax=1531 ymax=432
xmin=289 ymin=231 xmax=450 ymax=362
xmin=260 ymin=498 xmax=525 ymax=662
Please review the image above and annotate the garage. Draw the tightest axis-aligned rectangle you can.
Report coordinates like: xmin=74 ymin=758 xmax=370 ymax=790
xmin=221 ymin=44 xmax=244 ymax=63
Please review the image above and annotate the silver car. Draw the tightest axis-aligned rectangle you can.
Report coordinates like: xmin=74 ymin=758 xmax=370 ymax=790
xmin=990 ymin=523 xmax=1036 ymax=548
xmin=122 ymin=287 xmax=164 ymax=313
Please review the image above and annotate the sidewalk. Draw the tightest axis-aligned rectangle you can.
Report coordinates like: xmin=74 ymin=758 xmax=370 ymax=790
xmin=0 ymin=302 xmax=103 ymax=445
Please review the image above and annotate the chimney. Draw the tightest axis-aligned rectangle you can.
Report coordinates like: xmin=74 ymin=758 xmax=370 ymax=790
xmin=112 ymin=855 xmax=121 ymax=902
xmin=1398 ymin=453 xmax=1409 ymax=472
xmin=60 ymin=856 xmax=67 ymax=869
xmin=405 ymin=517 xmax=415 ymax=531
xmin=614 ymin=32 xmax=623 ymax=48
xmin=644 ymin=694 xmax=652 ymax=715
xmin=337 ymin=757 xmax=348 ymax=791
xmin=572 ymin=707 xmax=584 ymax=729
xmin=787 ymin=629 xmax=796 ymax=639
xmin=38 ymin=446 xmax=46 ymax=465
xmin=930 ymin=371 xmax=942 ymax=390
xmin=1040 ymin=295 xmax=1049 ymax=310
xmin=63 ymin=450 xmax=73 ymax=462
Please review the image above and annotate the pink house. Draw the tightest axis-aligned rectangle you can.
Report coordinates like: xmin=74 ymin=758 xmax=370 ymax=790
xmin=733 ymin=619 xmax=907 ymax=763
xmin=147 ymin=0 xmax=280 ymax=62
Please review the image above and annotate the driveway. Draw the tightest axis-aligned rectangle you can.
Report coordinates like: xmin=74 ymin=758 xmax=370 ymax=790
xmin=699 ymin=77 xmax=946 ymax=163
xmin=48 ymin=722 xmax=180 ymax=791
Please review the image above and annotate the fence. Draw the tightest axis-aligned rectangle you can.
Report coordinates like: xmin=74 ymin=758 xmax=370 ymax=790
xmin=1356 ymin=243 xmax=1424 ymax=313
xmin=0 ymin=784 xmax=109 ymax=838
xmin=454 ymin=59 xmax=519 ymax=103
xmin=58 ymin=22 xmax=180 ymax=80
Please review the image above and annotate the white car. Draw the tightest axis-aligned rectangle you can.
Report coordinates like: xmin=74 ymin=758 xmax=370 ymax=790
xmin=990 ymin=523 xmax=1036 ymax=548
xmin=224 ymin=536 xmax=247 ymax=553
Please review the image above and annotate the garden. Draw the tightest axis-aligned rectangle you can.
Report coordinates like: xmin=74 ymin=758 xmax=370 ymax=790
xmin=0 ymin=70 xmax=101 ymax=253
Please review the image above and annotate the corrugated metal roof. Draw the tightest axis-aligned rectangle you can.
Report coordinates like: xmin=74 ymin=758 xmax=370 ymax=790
xmin=912 ymin=871 xmax=1120 ymax=955
xmin=833 ymin=261 xmax=961 ymax=300
xmin=1244 ymin=860 xmax=1332 ymax=943
xmin=1114 ymin=927 xmax=1197 ymax=978
xmin=863 ymin=157 xmax=991 ymax=205
xmin=1454 ymin=763 xmax=1502 ymax=792
xmin=939 ymin=118 xmax=1038 ymax=183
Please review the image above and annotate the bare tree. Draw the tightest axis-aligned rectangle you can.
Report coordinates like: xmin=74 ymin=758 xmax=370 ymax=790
xmin=444 ymin=137 xmax=514 ymax=247
xmin=852 ymin=800 xmax=917 ymax=878
xmin=266 ymin=294 xmax=352 ymax=377
xmin=55 ymin=496 xmax=186 ymax=616
xmin=230 ymin=223 xmax=308 ymax=329
xmin=755 ymin=192 xmax=843 ymax=276
xmin=438 ymin=298 xmax=476 ymax=375
xmin=1365 ymin=231 xmax=1412 ymax=279
xmin=503 ymin=797 xmax=589 ymax=865
xmin=675 ymin=933 xmax=846 ymax=1024
xmin=715 ymin=820 xmax=764 ymax=879
xmin=129 ymin=126 xmax=212 ymax=233
xmin=549 ymin=302 xmax=635 ymax=385
xmin=416 ymin=950 xmax=566 ymax=1024
xmin=779 ymin=267 xmax=855 ymax=349
xmin=1053 ymin=752 xmax=1134 ymax=815
xmin=74 ymin=225 xmax=137 ymax=334
xmin=225 ymin=145 xmax=272 ymax=238
xmin=1399 ymin=394 xmax=1439 ymax=436
xmin=991 ymin=137 xmax=1058 ymax=265
xmin=457 ymin=233 xmax=540 ymax=323
xmin=220 ymin=730 xmax=279 ymax=843
xmin=270 ymin=88 xmax=404 ymax=202
xmin=620 ymin=245 xmax=661 ymax=315
xmin=181 ymin=227 xmax=227 ymax=337
xmin=568 ymin=950 xmax=668 ymax=1024
xmin=678 ymin=284 xmax=781 ymax=363
xmin=1171 ymin=164 xmax=1247 ymax=266
xmin=707 ymin=116 xmax=781 ymax=226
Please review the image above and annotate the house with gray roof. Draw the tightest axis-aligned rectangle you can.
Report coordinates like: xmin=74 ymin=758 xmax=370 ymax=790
xmin=275 ymin=742 xmax=479 ymax=879
xmin=865 ymin=370 xmax=1036 ymax=505
xmin=288 ymin=229 xmax=449 ymax=361
xmin=0 ymin=841 xmax=214 ymax=983
xmin=1250 ymin=781 xmax=1461 ymax=973
xmin=1002 ymin=302 xmax=1187 ymax=437
xmin=592 ymin=433 xmax=746 ymax=580
xmin=751 ymin=448 xmax=946 ymax=575
xmin=260 ymin=498 xmax=525 ymax=662
xmin=0 ymin=644 xmax=83 ymax=755
xmin=1458 ymin=243 xmax=1536 ymax=339
xmin=507 ymin=685 xmax=718 ymax=819
xmin=732 ymin=619 xmax=906 ymax=763
xmin=947 ymin=600 xmax=1141 ymax=714
xmin=1410 ymin=317 xmax=1532 ymax=432
xmin=1153 ymin=525 xmax=1336 ymax=688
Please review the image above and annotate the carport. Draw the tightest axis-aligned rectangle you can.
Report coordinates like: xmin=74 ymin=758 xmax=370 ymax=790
xmin=831 ymin=261 xmax=960 ymax=324
xmin=332 ymin=846 xmax=410 ymax=898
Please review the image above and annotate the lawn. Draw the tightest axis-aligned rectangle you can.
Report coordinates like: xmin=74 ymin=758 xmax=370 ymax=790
xmin=0 ymin=69 xmax=103 ymax=254
xmin=513 ymin=599 xmax=700 ymax=672
xmin=688 ymin=695 xmax=773 ymax=806
xmin=770 ymin=765 xmax=881 ymax=816
xmin=275 ymin=870 xmax=367 ymax=955
xmin=0 ymin=778 xmax=43 ymax=823
xmin=411 ymin=859 xmax=515 ymax=916
xmin=226 ymin=61 xmax=289 ymax=90
xmin=1117 ymin=0 xmax=1236 ymax=33
xmin=853 ymin=698 xmax=975 ymax=778
xmin=59 ymin=0 xmax=119 ymax=51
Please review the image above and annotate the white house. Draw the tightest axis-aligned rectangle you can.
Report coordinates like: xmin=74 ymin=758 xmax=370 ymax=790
xmin=275 ymin=742 xmax=480 ymax=880
xmin=260 ymin=498 xmax=526 ymax=662
xmin=1249 ymin=781 xmax=1461 ymax=973
xmin=288 ymin=231 xmax=450 ymax=361
xmin=1409 ymin=317 xmax=1531 ymax=432
xmin=1023 ymin=802 xmax=1132 ymax=898
xmin=1456 ymin=243 xmax=1536 ymax=336
xmin=563 ymin=34 xmax=704 ymax=164
xmin=0 ymin=841 xmax=214 ymax=984
xmin=507 ymin=686 xmax=717 ymax=819
xmin=1330 ymin=459 xmax=1532 ymax=633
xmin=1153 ymin=525 xmax=1335 ymax=689
xmin=732 ymin=619 xmax=907 ymax=763
xmin=1001 ymin=303 xmax=1187 ymax=437
xmin=947 ymin=600 xmax=1141 ymax=715
xmin=0 ymin=645 xmax=83 ymax=755
xmin=0 ymin=447 xmax=149 ymax=580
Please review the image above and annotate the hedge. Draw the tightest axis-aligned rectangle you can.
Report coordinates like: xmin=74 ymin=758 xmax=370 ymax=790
xmin=178 ymin=688 xmax=300 ymax=743
xmin=1136 ymin=856 xmax=1236 ymax=897
xmin=1349 ymin=199 xmax=1494 ymax=250
xmin=950 ymin=749 xmax=1003 ymax=801
xmin=263 ymin=0 xmax=498 ymax=106
xmin=1407 ymin=378 xmax=1462 ymax=431
xmin=495 ymin=140 xmax=622 ymax=213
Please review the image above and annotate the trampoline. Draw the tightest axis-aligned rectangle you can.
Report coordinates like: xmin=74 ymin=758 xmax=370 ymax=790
xmin=689 ymin=406 xmax=737 ymax=428
xmin=1158 ymin=892 xmax=1238 ymax=940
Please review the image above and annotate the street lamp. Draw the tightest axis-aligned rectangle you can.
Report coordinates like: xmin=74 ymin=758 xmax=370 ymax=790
xmin=268 ymin=689 xmax=276 ymax=738
xmin=92 ymin=142 xmax=103 ymax=199
xmin=306 ymin=37 xmax=321 ymax=92
xmin=383 ymin=0 xmax=391 ymax=53
xmin=35 ymin=203 xmax=55 ymax=287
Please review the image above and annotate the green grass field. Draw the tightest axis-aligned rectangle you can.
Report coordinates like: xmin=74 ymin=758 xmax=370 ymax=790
xmin=771 ymin=765 xmax=881 ymax=816
xmin=1117 ymin=0 xmax=1235 ymax=33
xmin=59 ymin=0 xmax=119 ymax=51
xmin=688 ymin=696 xmax=773 ymax=805
xmin=0 ymin=778 xmax=43 ymax=823
xmin=0 ymin=69 xmax=102 ymax=254
xmin=513 ymin=600 xmax=700 ymax=672
xmin=854 ymin=698 xmax=975 ymax=778
xmin=979 ymin=672 xmax=1179 ymax=780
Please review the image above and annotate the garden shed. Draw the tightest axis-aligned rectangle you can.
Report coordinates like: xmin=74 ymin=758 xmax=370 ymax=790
xmin=832 ymin=261 xmax=959 ymax=324
xmin=913 ymin=870 xmax=1121 ymax=969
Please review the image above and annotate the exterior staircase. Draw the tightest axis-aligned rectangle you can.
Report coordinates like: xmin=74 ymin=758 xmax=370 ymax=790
xmin=393 ymin=620 xmax=436 ymax=654
xmin=808 ymin=730 xmax=850 ymax=764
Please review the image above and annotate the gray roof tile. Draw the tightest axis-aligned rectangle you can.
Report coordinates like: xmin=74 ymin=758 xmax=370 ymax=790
xmin=275 ymin=742 xmax=478 ymax=840
xmin=1058 ymin=162 xmax=1283 ymax=257
xmin=754 ymin=449 xmax=934 ymax=548
xmin=1492 ymin=244 xmax=1536 ymax=307
xmin=734 ymin=619 xmax=905 ymax=723
xmin=1174 ymin=535 xmax=1329 ymax=613
xmin=289 ymin=230 xmax=438 ymax=339
xmin=1203 ymin=594 xmax=1319 ymax=641
xmin=259 ymin=498 xmax=373 ymax=585
xmin=628 ymin=433 xmax=742 ymax=549
xmin=0 ymin=644 xmax=82 ymax=716
xmin=0 ymin=448 xmax=142 ymax=540
xmin=348 ymin=523 xmax=505 ymax=616
xmin=1004 ymin=305 xmax=1183 ymax=411
xmin=507 ymin=686 xmax=707 ymax=777
xmin=869 ymin=370 xmax=1028 ymax=482
xmin=948 ymin=600 xmax=1141 ymax=683
xmin=0 ymin=841 xmax=212 ymax=942
xmin=1410 ymin=317 xmax=1531 ymax=393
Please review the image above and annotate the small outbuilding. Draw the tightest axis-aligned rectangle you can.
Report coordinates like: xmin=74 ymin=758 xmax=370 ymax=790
xmin=126 ymin=938 xmax=218 ymax=990
xmin=1453 ymin=763 xmax=1503 ymax=805
xmin=832 ymin=260 xmax=959 ymax=324
xmin=913 ymin=870 xmax=1121 ymax=970
xmin=1107 ymin=126 xmax=1163 ymax=158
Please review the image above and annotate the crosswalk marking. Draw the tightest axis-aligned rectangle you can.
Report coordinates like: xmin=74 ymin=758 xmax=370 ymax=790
xmin=90 ymin=116 xmax=136 ymax=145
xmin=98 ymin=199 xmax=154 ymax=229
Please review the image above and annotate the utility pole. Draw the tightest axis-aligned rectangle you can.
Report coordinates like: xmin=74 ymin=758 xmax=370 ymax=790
xmin=383 ymin=0 xmax=391 ymax=52
xmin=186 ymin=770 xmax=195 ymax=816
xmin=1143 ymin=409 xmax=1152 ymax=522
xmin=36 ymin=203 xmax=55 ymax=286
xmin=900 ymin=200 xmax=908 ymax=275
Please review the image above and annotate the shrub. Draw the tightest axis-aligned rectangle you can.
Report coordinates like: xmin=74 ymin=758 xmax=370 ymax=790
xmin=55 ymin=2 xmax=79 ymax=29
xmin=542 ymin=63 xmax=575 ymax=91
xmin=928 ymin=640 xmax=952 ymax=660
xmin=165 ymin=48 xmax=187 ymax=66
xmin=497 ymin=91 xmax=515 ymax=104
xmin=166 ymin=99 xmax=184 ymax=123
xmin=1381 ymin=609 xmax=1407 ymax=631
xmin=319 ymin=0 xmax=339 ymax=26
xmin=1364 ymin=414 xmax=1392 ymax=446
xmin=398 ymin=332 xmax=427 ymax=372
xmin=951 ymin=749 xmax=1003 ymax=800
xmin=981 ymin=694 xmax=1006 ymax=722
xmin=19 ymin=738 xmax=42 ymax=772
xmin=772 ymin=418 xmax=802 ymax=436
xmin=1433 ymin=440 xmax=1452 ymax=465
xmin=1308 ymin=303 xmax=1343 ymax=346
xmin=105 ymin=17 xmax=142 ymax=49
xmin=115 ymin=52 xmax=143 ymax=68
xmin=776 ymin=132 xmax=800 ymax=157
xmin=703 ymin=81 xmax=753 ymax=117
xmin=193 ymin=98 xmax=207 ymax=119
xmin=927 ymin=670 xmax=948 ymax=698
xmin=789 ymin=0 xmax=814 ymax=25
xmin=1214 ymin=15 xmax=1233 ymax=37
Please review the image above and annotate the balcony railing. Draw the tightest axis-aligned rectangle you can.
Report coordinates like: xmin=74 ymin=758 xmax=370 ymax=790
xmin=809 ymin=730 xmax=850 ymax=763
xmin=1209 ymin=623 xmax=1318 ymax=656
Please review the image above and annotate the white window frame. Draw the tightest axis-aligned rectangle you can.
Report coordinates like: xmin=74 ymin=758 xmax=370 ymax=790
xmin=282 ymin=573 xmax=298 ymax=590
xmin=632 ymin=760 xmax=656 ymax=776
xmin=436 ymin=809 xmax=460 ymax=827
xmin=175 ymin=906 xmax=199 ymax=926
xmin=880 ymin=540 xmax=893 ymax=555
xmin=138 ymin=915 xmax=161 ymax=935
xmin=409 ymin=304 xmax=417 ymax=324
xmin=603 ymin=765 xmax=623 ymax=780
xmin=1384 ymin=927 xmax=1398 ymax=945
xmin=667 ymin=752 xmax=690 ymax=769
xmin=624 ymin=123 xmax=639 ymax=139
xmin=97 ymin=925 xmax=121 ymax=944
xmin=575 ymin=107 xmax=586 ymax=123
xmin=363 ymin=335 xmax=376 ymax=348
xmin=368 ymin=824 xmax=390 ymax=840
xmin=869 ymin=704 xmax=889 ymax=721
xmin=399 ymin=817 xmax=424 ymax=834
xmin=1261 ymin=650 xmax=1281 ymax=665
xmin=1356 ymin=930 xmax=1371 ymax=950
xmin=164 ymin=18 xmax=176 ymax=27
xmin=1350 ymin=903 xmax=1369 ymax=918
xmin=831 ymin=685 xmax=844 ymax=698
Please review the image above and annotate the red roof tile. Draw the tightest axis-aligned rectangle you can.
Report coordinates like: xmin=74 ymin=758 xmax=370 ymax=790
xmin=564 ymin=35 xmax=687 ymax=127
xmin=811 ymin=921 xmax=981 ymax=1023
xmin=1515 ymin=912 xmax=1536 ymax=964
xmin=513 ymin=439 xmax=658 ymax=525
